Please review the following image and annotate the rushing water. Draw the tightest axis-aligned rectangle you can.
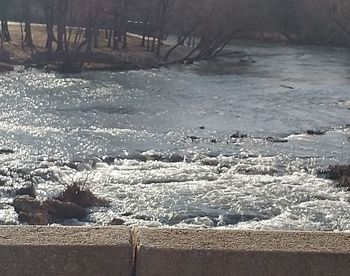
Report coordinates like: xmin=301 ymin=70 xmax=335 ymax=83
xmin=1 ymin=41 xmax=350 ymax=230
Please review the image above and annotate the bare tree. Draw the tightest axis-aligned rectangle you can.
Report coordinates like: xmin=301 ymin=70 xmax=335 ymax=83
xmin=155 ymin=0 xmax=172 ymax=57
xmin=56 ymin=0 xmax=69 ymax=51
xmin=39 ymin=0 xmax=57 ymax=53
xmin=21 ymin=0 xmax=34 ymax=49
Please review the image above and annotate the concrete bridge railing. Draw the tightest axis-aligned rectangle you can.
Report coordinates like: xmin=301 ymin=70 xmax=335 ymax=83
xmin=0 ymin=226 xmax=349 ymax=276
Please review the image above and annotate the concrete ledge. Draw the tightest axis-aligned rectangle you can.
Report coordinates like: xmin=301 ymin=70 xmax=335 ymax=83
xmin=0 ymin=226 xmax=133 ymax=276
xmin=1 ymin=227 xmax=350 ymax=275
xmin=135 ymin=228 xmax=350 ymax=276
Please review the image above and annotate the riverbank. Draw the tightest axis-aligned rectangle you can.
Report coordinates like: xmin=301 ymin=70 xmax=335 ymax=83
xmin=0 ymin=23 xmax=193 ymax=72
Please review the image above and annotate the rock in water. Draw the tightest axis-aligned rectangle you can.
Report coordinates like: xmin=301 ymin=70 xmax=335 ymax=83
xmin=187 ymin=136 xmax=200 ymax=141
xmin=13 ymin=196 xmax=88 ymax=224
xmin=102 ymin=156 xmax=115 ymax=165
xmin=15 ymin=183 xmax=36 ymax=198
xmin=265 ymin=137 xmax=288 ymax=143
xmin=13 ymin=184 xmax=109 ymax=225
xmin=13 ymin=196 xmax=48 ymax=225
xmin=168 ymin=154 xmax=184 ymax=163
xmin=13 ymin=195 xmax=40 ymax=213
xmin=45 ymin=199 xmax=87 ymax=221
xmin=0 ymin=149 xmax=14 ymax=154
xmin=306 ymin=129 xmax=326 ymax=136
xmin=110 ymin=218 xmax=125 ymax=225
xmin=323 ymin=165 xmax=350 ymax=189
xmin=230 ymin=132 xmax=249 ymax=139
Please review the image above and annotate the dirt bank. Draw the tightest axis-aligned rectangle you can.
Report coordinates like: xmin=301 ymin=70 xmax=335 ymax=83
xmin=0 ymin=23 xmax=192 ymax=72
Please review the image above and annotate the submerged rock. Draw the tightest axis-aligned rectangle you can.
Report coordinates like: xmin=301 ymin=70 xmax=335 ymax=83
xmin=0 ymin=149 xmax=14 ymax=154
xmin=230 ymin=132 xmax=249 ymax=139
xmin=265 ymin=137 xmax=288 ymax=143
xmin=280 ymin=84 xmax=295 ymax=90
xmin=306 ymin=129 xmax=326 ymax=136
xmin=109 ymin=218 xmax=125 ymax=225
xmin=0 ymin=169 xmax=8 ymax=177
xmin=0 ymin=176 xmax=7 ymax=186
xmin=102 ymin=156 xmax=115 ymax=165
xmin=322 ymin=165 xmax=350 ymax=190
xmin=121 ymin=212 xmax=133 ymax=217
xmin=33 ymin=169 xmax=59 ymax=182
xmin=167 ymin=153 xmax=184 ymax=163
xmin=64 ymin=161 xmax=92 ymax=171
xmin=64 ymin=161 xmax=79 ymax=170
xmin=140 ymin=151 xmax=184 ymax=163
xmin=187 ymin=136 xmax=200 ymax=141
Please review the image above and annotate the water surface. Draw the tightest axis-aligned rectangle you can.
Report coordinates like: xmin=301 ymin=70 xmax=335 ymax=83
xmin=0 ymin=42 xmax=350 ymax=230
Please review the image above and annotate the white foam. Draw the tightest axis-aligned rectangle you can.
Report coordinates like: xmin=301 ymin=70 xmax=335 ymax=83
xmin=33 ymin=154 xmax=350 ymax=230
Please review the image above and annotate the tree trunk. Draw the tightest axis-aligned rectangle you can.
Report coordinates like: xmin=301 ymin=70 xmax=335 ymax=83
xmin=57 ymin=24 xmax=65 ymax=51
xmin=151 ymin=36 xmax=156 ymax=52
xmin=147 ymin=36 xmax=150 ymax=51
xmin=2 ymin=21 xmax=10 ymax=42
xmin=141 ymin=34 xmax=146 ymax=47
xmin=45 ymin=22 xmax=55 ymax=52
xmin=112 ymin=13 xmax=120 ymax=51
xmin=42 ymin=1 xmax=56 ymax=53
xmin=56 ymin=0 xmax=68 ymax=51
xmin=20 ymin=22 xmax=24 ymax=48
xmin=120 ymin=0 xmax=129 ymax=50
xmin=156 ymin=0 xmax=169 ymax=58
xmin=24 ymin=22 xmax=34 ymax=48
xmin=94 ymin=29 xmax=99 ymax=48
xmin=113 ymin=30 xmax=119 ymax=51
xmin=107 ymin=30 xmax=113 ymax=48
xmin=164 ymin=35 xmax=188 ymax=61
xmin=22 ymin=0 xmax=34 ymax=48
xmin=85 ymin=27 xmax=93 ymax=53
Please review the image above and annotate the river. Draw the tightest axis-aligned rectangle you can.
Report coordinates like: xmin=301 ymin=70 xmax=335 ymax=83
xmin=1 ymin=41 xmax=350 ymax=230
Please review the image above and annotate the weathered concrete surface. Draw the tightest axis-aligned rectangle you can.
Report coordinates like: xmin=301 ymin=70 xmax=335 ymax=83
xmin=2 ymin=227 xmax=350 ymax=276
xmin=0 ymin=226 xmax=133 ymax=276
xmin=135 ymin=228 xmax=350 ymax=276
